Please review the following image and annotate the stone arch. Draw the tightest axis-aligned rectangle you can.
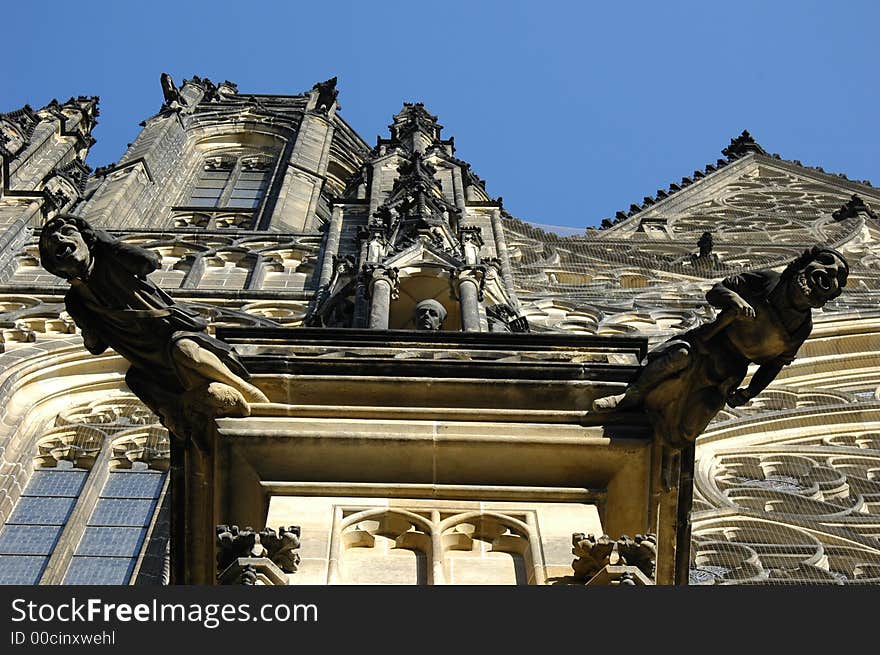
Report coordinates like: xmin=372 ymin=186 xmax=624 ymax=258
xmin=439 ymin=511 xmax=537 ymax=585
xmin=337 ymin=508 xmax=433 ymax=585
xmin=391 ymin=266 xmax=461 ymax=331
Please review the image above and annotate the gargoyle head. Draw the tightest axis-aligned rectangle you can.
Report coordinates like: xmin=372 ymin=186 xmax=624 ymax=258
xmin=783 ymin=246 xmax=849 ymax=309
xmin=38 ymin=214 xmax=97 ymax=280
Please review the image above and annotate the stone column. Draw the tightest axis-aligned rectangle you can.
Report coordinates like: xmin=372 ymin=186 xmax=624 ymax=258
xmin=489 ymin=206 xmax=519 ymax=309
xmin=368 ymin=266 xmax=399 ymax=330
xmin=455 ymin=267 xmax=484 ymax=332
xmin=318 ymin=204 xmax=345 ymax=287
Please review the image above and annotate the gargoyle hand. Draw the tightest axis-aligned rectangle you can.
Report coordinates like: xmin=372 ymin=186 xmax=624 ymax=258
xmin=727 ymin=295 xmax=756 ymax=319
xmin=727 ymin=388 xmax=753 ymax=408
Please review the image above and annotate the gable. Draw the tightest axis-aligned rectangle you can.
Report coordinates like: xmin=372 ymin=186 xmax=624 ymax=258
xmin=597 ymin=155 xmax=880 ymax=243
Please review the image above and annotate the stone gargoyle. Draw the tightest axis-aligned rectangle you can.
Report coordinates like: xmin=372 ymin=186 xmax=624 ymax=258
xmin=593 ymin=246 xmax=849 ymax=446
xmin=39 ymin=215 xmax=269 ymax=443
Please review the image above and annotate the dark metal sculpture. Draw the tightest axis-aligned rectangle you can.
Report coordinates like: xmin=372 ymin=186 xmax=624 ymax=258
xmin=594 ymin=246 xmax=849 ymax=446
xmin=39 ymin=215 xmax=268 ymax=441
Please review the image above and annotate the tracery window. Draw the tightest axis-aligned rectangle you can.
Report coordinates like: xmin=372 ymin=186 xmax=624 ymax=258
xmin=187 ymin=156 xmax=274 ymax=210
xmin=0 ymin=396 xmax=169 ymax=586
xmin=0 ymin=463 xmax=89 ymax=584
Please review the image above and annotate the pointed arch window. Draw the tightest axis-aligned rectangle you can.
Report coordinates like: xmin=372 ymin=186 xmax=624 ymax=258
xmin=188 ymin=155 xmax=274 ymax=210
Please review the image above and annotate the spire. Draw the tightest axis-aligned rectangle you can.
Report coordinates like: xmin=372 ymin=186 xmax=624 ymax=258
xmin=369 ymin=150 xmax=461 ymax=253
xmin=0 ymin=104 xmax=40 ymax=155
xmin=722 ymin=130 xmax=767 ymax=159
xmin=389 ymin=102 xmax=442 ymax=153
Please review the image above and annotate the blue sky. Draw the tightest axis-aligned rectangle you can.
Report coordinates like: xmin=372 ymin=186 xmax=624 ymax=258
xmin=3 ymin=1 xmax=878 ymax=230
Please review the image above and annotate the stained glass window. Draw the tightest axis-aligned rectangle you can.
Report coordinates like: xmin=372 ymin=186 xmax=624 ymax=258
xmin=0 ymin=467 xmax=88 ymax=585
xmin=64 ymin=470 xmax=166 ymax=585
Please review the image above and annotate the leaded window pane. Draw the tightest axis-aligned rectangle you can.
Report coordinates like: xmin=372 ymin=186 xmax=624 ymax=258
xmin=7 ymin=496 xmax=77 ymax=525
xmin=0 ymin=555 xmax=49 ymax=584
xmin=64 ymin=556 xmax=136 ymax=585
xmin=76 ymin=527 xmax=147 ymax=557
xmin=102 ymin=471 xmax=165 ymax=499
xmin=24 ymin=470 xmax=87 ymax=497
xmin=0 ymin=525 xmax=64 ymax=555
xmin=89 ymin=499 xmax=156 ymax=527
xmin=226 ymin=197 xmax=261 ymax=208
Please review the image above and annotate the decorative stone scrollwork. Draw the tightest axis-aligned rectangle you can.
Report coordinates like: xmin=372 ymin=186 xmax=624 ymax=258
xmin=570 ymin=533 xmax=657 ymax=583
xmin=56 ymin=395 xmax=158 ymax=432
xmin=258 ymin=526 xmax=302 ymax=573
xmin=34 ymin=425 xmax=105 ymax=469
xmin=689 ymin=518 xmax=880 ymax=585
xmin=216 ymin=524 xmax=301 ymax=582
xmin=109 ymin=425 xmax=170 ymax=471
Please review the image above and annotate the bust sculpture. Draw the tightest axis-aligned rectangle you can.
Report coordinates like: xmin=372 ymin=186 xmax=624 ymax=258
xmin=413 ymin=299 xmax=447 ymax=331
xmin=39 ymin=215 xmax=269 ymax=441
xmin=594 ymin=246 xmax=849 ymax=446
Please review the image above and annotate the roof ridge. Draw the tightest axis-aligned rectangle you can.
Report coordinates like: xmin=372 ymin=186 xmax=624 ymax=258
xmin=597 ymin=129 xmax=875 ymax=233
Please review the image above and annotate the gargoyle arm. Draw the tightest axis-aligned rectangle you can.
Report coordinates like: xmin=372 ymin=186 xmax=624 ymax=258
xmin=706 ymin=280 xmax=755 ymax=319
xmin=728 ymin=360 xmax=785 ymax=407
xmin=109 ymin=241 xmax=161 ymax=279
xmin=65 ymin=291 xmax=108 ymax=355
xmin=81 ymin=329 xmax=108 ymax=355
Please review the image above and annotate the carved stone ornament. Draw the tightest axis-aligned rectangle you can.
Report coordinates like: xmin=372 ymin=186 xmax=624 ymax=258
xmin=159 ymin=73 xmax=182 ymax=111
xmin=413 ymin=298 xmax=447 ymax=331
xmin=38 ymin=215 xmax=269 ymax=445
xmin=571 ymin=533 xmax=657 ymax=582
xmin=690 ymin=231 xmax=721 ymax=270
xmin=311 ymin=76 xmax=339 ymax=114
xmin=216 ymin=524 xmax=301 ymax=578
xmin=593 ymin=246 xmax=849 ymax=447
xmin=832 ymin=194 xmax=877 ymax=222
xmin=486 ymin=302 xmax=530 ymax=333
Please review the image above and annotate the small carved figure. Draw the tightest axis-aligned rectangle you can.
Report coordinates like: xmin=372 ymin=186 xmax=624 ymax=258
xmin=412 ymin=299 xmax=447 ymax=331
xmin=311 ymin=77 xmax=338 ymax=114
xmin=486 ymin=302 xmax=530 ymax=333
xmin=39 ymin=215 xmax=268 ymax=441
xmin=159 ymin=73 xmax=181 ymax=110
xmin=690 ymin=231 xmax=721 ymax=269
xmin=594 ymin=246 xmax=848 ymax=446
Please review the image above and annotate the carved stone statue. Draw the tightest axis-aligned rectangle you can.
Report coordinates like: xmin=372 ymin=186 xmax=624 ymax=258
xmin=690 ymin=231 xmax=720 ymax=270
xmin=159 ymin=73 xmax=182 ymax=110
xmin=413 ymin=299 xmax=446 ymax=331
xmin=311 ymin=77 xmax=338 ymax=114
xmin=39 ymin=215 xmax=268 ymax=441
xmin=594 ymin=246 xmax=849 ymax=446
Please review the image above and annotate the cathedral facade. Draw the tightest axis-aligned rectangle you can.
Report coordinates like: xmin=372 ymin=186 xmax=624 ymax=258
xmin=0 ymin=76 xmax=878 ymax=585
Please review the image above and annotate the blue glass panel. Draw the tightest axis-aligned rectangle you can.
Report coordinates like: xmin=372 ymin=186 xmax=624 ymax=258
xmin=25 ymin=470 xmax=87 ymax=497
xmin=7 ymin=496 xmax=77 ymax=525
xmin=102 ymin=472 xmax=165 ymax=499
xmin=89 ymin=499 xmax=155 ymax=527
xmin=226 ymin=197 xmax=261 ymax=208
xmin=0 ymin=555 xmax=48 ymax=584
xmin=0 ymin=525 xmax=63 ymax=555
xmin=64 ymin=557 xmax=136 ymax=585
xmin=76 ymin=527 xmax=147 ymax=557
